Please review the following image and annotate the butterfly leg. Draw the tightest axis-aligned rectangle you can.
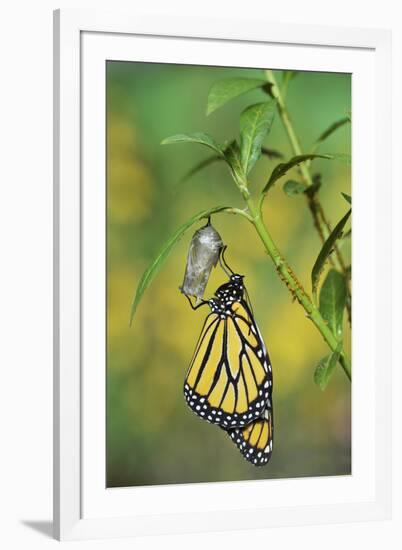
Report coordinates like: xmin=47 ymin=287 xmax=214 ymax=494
xmin=184 ymin=294 xmax=208 ymax=310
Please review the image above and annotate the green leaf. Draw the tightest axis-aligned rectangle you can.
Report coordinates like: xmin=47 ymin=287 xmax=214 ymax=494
xmin=305 ymin=173 xmax=322 ymax=196
xmin=319 ymin=270 xmax=347 ymax=339
xmin=240 ymin=102 xmax=275 ymax=174
xmin=283 ymin=180 xmax=306 ymax=196
xmin=161 ymin=132 xmax=224 ymax=156
xmin=206 ymin=77 xmax=266 ymax=115
xmin=314 ymin=117 xmax=350 ymax=147
xmin=262 ymin=154 xmax=332 ymax=196
xmin=337 ymin=227 xmax=352 ymax=252
xmin=331 ymin=153 xmax=351 ymax=165
xmin=311 ymin=209 xmax=351 ymax=299
xmin=177 ymin=155 xmax=222 ymax=186
xmin=314 ymin=342 xmax=342 ymax=390
xmin=281 ymin=70 xmax=298 ymax=96
xmin=341 ymin=192 xmax=352 ymax=204
xmin=176 ymin=140 xmax=240 ymax=186
xmin=261 ymin=147 xmax=283 ymax=160
xmin=282 ymin=70 xmax=298 ymax=81
xmin=129 ymin=206 xmax=230 ymax=325
xmin=311 ymin=173 xmax=322 ymax=192
xmin=224 ymin=140 xmax=246 ymax=186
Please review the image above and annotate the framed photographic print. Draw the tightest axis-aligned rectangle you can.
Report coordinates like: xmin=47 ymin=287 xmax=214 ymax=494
xmin=53 ymin=9 xmax=392 ymax=540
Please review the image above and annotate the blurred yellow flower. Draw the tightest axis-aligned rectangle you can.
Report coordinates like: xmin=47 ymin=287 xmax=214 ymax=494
xmin=108 ymin=114 xmax=154 ymax=224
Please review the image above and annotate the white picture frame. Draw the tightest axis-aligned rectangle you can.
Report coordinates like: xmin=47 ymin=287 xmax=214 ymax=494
xmin=53 ymin=8 xmax=392 ymax=541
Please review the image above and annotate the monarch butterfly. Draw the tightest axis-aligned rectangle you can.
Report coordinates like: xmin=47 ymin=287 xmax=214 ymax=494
xmin=183 ymin=254 xmax=273 ymax=433
xmin=227 ymin=405 xmax=274 ymax=466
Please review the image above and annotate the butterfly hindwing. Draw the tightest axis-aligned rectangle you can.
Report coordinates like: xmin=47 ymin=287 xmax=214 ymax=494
xmin=227 ymin=405 xmax=274 ymax=466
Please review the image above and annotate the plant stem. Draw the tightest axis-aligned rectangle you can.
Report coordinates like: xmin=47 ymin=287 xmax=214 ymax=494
xmin=245 ymin=195 xmax=351 ymax=381
xmin=265 ymin=69 xmax=352 ymax=319
xmin=265 ymin=71 xmax=314 ymax=187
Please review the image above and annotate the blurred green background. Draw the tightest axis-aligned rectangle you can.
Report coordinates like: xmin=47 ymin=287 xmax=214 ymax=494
xmin=106 ymin=62 xmax=351 ymax=487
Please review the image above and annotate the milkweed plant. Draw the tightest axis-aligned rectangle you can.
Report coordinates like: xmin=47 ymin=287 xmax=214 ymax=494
xmin=130 ymin=69 xmax=352 ymax=390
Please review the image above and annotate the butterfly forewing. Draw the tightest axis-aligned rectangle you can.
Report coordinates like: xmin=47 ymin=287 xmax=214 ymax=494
xmin=184 ymin=294 xmax=273 ymax=428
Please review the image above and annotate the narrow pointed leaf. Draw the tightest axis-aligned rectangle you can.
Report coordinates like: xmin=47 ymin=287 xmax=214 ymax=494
xmin=281 ymin=70 xmax=298 ymax=96
xmin=282 ymin=70 xmax=298 ymax=81
xmin=240 ymin=101 xmax=275 ymax=174
xmin=331 ymin=153 xmax=351 ymax=165
xmin=262 ymin=154 xmax=332 ymax=196
xmin=176 ymin=140 xmax=239 ymax=186
xmin=161 ymin=133 xmax=224 ymax=156
xmin=177 ymin=155 xmax=222 ymax=185
xmin=308 ymin=173 xmax=323 ymax=195
xmin=207 ymin=77 xmax=266 ymax=115
xmin=314 ymin=342 xmax=342 ymax=390
xmin=129 ymin=206 xmax=230 ymax=325
xmin=261 ymin=147 xmax=284 ymax=160
xmin=314 ymin=117 xmax=350 ymax=147
xmin=319 ymin=269 xmax=347 ymax=339
xmin=341 ymin=192 xmax=352 ymax=204
xmin=311 ymin=209 xmax=351 ymax=298
xmin=283 ymin=180 xmax=306 ymax=196
xmin=337 ymin=228 xmax=352 ymax=252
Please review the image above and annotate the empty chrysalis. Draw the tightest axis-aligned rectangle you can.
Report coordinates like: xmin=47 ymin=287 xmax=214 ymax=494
xmin=180 ymin=219 xmax=223 ymax=302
